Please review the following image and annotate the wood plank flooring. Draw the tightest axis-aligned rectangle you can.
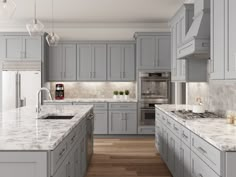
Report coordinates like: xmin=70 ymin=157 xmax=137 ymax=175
xmin=86 ymin=137 xmax=172 ymax=177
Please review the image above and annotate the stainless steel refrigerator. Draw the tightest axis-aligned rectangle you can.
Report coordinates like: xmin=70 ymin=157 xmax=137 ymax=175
xmin=2 ymin=71 xmax=41 ymax=112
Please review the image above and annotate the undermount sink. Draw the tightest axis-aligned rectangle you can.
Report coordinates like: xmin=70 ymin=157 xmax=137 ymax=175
xmin=43 ymin=116 xmax=74 ymax=120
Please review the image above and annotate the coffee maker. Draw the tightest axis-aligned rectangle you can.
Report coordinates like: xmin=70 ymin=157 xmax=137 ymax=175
xmin=55 ymin=84 xmax=64 ymax=100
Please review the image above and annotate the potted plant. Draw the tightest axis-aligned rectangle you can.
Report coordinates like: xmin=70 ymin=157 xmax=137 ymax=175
xmin=124 ymin=90 xmax=130 ymax=100
xmin=119 ymin=91 xmax=124 ymax=99
xmin=113 ymin=91 xmax=119 ymax=99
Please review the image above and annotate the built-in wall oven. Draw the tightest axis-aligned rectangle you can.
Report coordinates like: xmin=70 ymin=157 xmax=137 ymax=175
xmin=138 ymin=72 xmax=171 ymax=134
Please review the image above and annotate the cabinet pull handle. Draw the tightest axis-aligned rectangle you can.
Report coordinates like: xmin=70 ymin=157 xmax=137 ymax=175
xmin=198 ymin=173 xmax=204 ymax=177
xmin=71 ymin=135 xmax=76 ymax=143
xmin=197 ymin=147 xmax=207 ymax=154
xmin=174 ymin=126 xmax=179 ymax=131
xmin=182 ymin=133 xmax=188 ymax=139
xmin=167 ymin=120 xmax=171 ymax=125
xmin=59 ymin=148 xmax=66 ymax=157
xmin=162 ymin=116 xmax=166 ymax=121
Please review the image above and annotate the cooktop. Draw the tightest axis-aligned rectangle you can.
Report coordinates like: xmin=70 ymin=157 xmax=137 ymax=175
xmin=171 ymin=110 xmax=220 ymax=120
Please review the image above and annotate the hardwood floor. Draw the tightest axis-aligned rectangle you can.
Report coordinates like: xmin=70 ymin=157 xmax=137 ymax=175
xmin=86 ymin=137 xmax=172 ymax=177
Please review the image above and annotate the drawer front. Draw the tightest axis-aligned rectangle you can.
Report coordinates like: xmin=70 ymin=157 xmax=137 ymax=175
xmin=109 ymin=103 xmax=137 ymax=110
xmin=172 ymin=119 xmax=182 ymax=139
xmin=191 ymin=152 xmax=220 ymax=177
xmin=51 ymin=141 xmax=68 ymax=175
xmin=138 ymin=127 xmax=155 ymax=134
xmin=73 ymin=102 xmax=107 ymax=110
xmin=181 ymin=125 xmax=191 ymax=147
xmin=191 ymin=133 xmax=221 ymax=175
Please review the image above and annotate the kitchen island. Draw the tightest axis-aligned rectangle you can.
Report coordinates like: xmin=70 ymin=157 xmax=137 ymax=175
xmin=0 ymin=104 xmax=94 ymax=177
xmin=155 ymin=104 xmax=236 ymax=177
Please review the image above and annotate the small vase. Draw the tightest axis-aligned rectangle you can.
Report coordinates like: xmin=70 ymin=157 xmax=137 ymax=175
xmin=124 ymin=95 xmax=129 ymax=100
xmin=113 ymin=95 xmax=118 ymax=99
xmin=119 ymin=95 xmax=124 ymax=100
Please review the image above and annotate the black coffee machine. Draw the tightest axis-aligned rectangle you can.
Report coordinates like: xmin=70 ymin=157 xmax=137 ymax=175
xmin=55 ymin=84 xmax=64 ymax=100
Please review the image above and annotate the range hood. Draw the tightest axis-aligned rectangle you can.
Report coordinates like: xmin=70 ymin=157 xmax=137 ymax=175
xmin=177 ymin=0 xmax=210 ymax=59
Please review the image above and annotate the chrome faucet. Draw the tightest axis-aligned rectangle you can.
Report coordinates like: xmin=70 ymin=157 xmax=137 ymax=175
xmin=36 ymin=87 xmax=52 ymax=113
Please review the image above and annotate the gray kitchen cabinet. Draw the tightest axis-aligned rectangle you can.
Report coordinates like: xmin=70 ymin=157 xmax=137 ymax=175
xmin=0 ymin=35 xmax=42 ymax=60
xmin=135 ymin=32 xmax=171 ymax=71
xmin=225 ymin=0 xmax=236 ymax=79
xmin=109 ymin=111 xmax=137 ymax=134
xmin=107 ymin=43 xmax=135 ymax=81
xmin=180 ymin=142 xmax=191 ymax=177
xmin=94 ymin=111 xmax=108 ymax=134
xmin=210 ymin=0 xmax=226 ymax=79
xmin=47 ymin=43 xmax=76 ymax=81
xmin=77 ymin=44 xmax=107 ymax=81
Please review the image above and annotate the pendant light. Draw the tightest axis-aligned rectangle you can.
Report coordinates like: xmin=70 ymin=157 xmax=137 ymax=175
xmin=46 ymin=0 xmax=60 ymax=46
xmin=0 ymin=0 xmax=16 ymax=19
xmin=26 ymin=0 xmax=44 ymax=36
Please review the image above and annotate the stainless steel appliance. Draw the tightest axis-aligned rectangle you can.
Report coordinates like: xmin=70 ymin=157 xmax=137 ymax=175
xmin=138 ymin=72 xmax=171 ymax=103
xmin=171 ymin=110 xmax=219 ymax=120
xmin=86 ymin=113 xmax=94 ymax=165
xmin=138 ymin=71 xmax=171 ymax=134
xmin=55 ymin=84 xmax=64 ymax=100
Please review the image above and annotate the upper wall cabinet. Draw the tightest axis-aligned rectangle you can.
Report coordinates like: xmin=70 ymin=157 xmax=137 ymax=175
xmin=170 ymin=4 xmax=208 ymax=82
xmin=47 ymin=44 xmax=76 ymax=81
xmin=107 ymin=43 xmax=135 ymax=81
xmin=77 ymin=44 xmax=107 ymax=81
xmin=210 ymin=0 xmax=236 ymax=80
xmin=135 ymin=32 xmax=171 ymax=71
xmin=0 ymin=34 xmax=42 ymax=60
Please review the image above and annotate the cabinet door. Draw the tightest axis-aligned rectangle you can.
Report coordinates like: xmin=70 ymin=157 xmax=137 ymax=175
xmin=62 ymin=44 xmax=76 ymax=81
xmin=93 ymin=44 xmax=107 ymax=80
xmin=210 ymin=0 xmax=225 ymax=79
xmin=47 ymin=45 xmax=62 ymax=81
xmin=225 ymin=0 xmax=236 ymax=79
xmin=77 ymin=44 xmax=92 ymax=80
xmin=109 ymin=111 xmax=123 ymax=134
xmin=2 ymin=36 xmax=22 ymax=59
xmin=171 ymin=26 xmax=178 ymax=81
xmin=94 ymin=111 xmax=108 ymax=134
xmin=180 ymin=142 xmax=191 ymax=177
xmin=162 ymin=127 xmax=169 ymax=164
xmin=68 ymin=147 xmax=75 ymax=177
xmin=107 ymin=44 xmax=122 ymax=80
xmin=122 ymin=44 xmax=135 ymax=81
xmin=22 ymin=36 xmax=42 ymax=60
xmin=81 ymin=137 xmax=87 ymax=177
xmin=156 ymin=36 xmax=171 ymax=70
xmin=137 ymin=36 xmax=156 ymax=69
xmin=123 ymin=111 xmax=137 ymax=134
xmin=74 ymin=145 xmax=81 ymax=177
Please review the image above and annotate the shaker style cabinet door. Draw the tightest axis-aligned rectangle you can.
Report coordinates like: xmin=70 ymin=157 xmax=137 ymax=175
xmin=109 ymin=111 xmax=123 ymax=134
xmin=77 ymin=44 xmax=93 ymax=80
xmin=107 ymin=44 xmax=123 ymax=81
xmin=48 ymin=45 xmax=63 ymax=81
xmin=123 ymin=111 xmax=137 ymax=134
xmin=93 ymin=44 xmax=107 ymax=80
xmin=94 ymin=111 xmax=108 ymax=134
xmin=61 ymin=44 xmax=76 ymax=81
xmin=1 ymin=36 xmax=22 ymax=59
xmin=22 ymin=36 xmax=42 ymax=60
xmin=156 ymin=36 xmax=171 ymax=70
xmin=210 ymin=0 xmax=226 ymax=79
xmin=137 ymin=36 xmax=156 ymax=70
xmin=123 ymin=44 xmax=135 ymax=81
xmin=225 ymin=0 xmax=236 ymax=79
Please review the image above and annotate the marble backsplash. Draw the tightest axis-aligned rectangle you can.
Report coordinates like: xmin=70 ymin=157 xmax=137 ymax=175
xmin=49 ymin=82 xmax=136 ymax=99
xmin=187 ymin=80 xmax=236 ymax=115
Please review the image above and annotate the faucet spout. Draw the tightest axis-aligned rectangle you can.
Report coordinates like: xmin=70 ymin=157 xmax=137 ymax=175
xmin=36 ymin=87 xmax=52 ymax=113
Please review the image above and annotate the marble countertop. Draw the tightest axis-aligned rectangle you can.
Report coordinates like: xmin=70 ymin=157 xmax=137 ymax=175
xmin=0 ymin=105 xmax=93 ymax=151
xmin=155 ymin=104 xmax=236 ymax=151
xmin=44 ymin=98 xmax=138 ymax=103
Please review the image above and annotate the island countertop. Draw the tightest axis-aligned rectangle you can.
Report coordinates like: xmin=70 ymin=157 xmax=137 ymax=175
xmin=0 ymin=105 xmax=93 ymax=151
xmin=155 ymin=104 xmax=236 ymax=151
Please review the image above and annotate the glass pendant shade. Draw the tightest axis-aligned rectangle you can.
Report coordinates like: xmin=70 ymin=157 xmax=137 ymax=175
xmin=26 ymin=19 xmax=44 ymax=36
xmin=46 ymin=32 xmax=60 ymax=47
xmin=0 ymin=0 xmax=16 ymax=19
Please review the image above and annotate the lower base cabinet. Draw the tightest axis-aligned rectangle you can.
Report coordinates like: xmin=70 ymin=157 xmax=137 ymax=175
xmin=94 ymin=111 xmax=108 ymax=134
xmin=109 ymin=111 xmax=137 ymax=134
xmin=180 ymin=142 xmax=191 ymax=177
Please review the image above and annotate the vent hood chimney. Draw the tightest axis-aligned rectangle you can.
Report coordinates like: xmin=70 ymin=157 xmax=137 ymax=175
xmin=177 ymin=0 xmax=210 ymax=59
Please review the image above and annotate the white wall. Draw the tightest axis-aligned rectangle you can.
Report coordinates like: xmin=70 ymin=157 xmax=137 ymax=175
xmin=0 ymin=22 xmax=169 ymax=40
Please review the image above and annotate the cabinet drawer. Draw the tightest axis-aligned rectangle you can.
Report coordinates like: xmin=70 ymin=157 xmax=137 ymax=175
xmin=181 ymin=125 xmax=191 ymax=147
xmin=50 ymin=140 xmax=68 ymax=175
xmin=191 ymin=152 xmax=220 ymax=177
xmin=171 ymin=119 xmax=182 ymax=139
xmin=191 ymin=133 xmax=222 ymax=175
xmin=138 ymin=127 xmax=155 ymax=134
xmin=73 ymin=102 xmax=107 ymax=110
xmin=109 ymin=103 xmax=137 ymax=110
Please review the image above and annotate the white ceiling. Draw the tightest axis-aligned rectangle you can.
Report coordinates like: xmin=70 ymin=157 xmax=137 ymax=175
xmin=6 ymin=0 xmax=184 ymax=23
